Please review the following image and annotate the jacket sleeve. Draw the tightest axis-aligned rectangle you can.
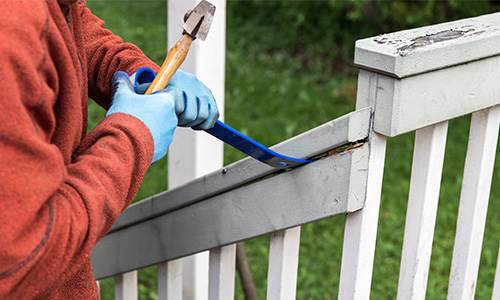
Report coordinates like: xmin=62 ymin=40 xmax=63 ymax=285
xmin=0 ymin=1 xmax=155 ymax=298
xmin=75 ymin=0 xmax=161 ymax=109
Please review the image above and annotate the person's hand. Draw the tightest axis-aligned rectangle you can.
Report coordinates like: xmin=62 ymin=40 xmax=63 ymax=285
xmin=107 ymin=71 xmax=179 ymax=163
xmin=132 ymin=68 xmax=219 ymax=130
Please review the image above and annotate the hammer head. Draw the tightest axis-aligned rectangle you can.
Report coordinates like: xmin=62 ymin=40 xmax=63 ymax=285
xmin=182 ymin=0 xmax=216 ymax=41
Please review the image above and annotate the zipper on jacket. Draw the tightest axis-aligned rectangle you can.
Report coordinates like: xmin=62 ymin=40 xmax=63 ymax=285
xmin=63 ymin=5 xmax=84 ymax=75
xmin=63 ymin=5 xmax=70 ymax=25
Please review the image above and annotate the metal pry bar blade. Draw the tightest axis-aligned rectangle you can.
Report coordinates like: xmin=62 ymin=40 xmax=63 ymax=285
xmin=182 ymin=0 xmax=216 ymax=41
xmin=206 ymin=121 xmax=313 ymax=169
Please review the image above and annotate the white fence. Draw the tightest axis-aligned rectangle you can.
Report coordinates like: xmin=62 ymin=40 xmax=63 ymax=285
xmin=92 ymin=11 xmax=500 ymax=300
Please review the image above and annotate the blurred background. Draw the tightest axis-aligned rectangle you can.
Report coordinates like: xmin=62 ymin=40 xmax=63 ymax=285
xmin=86 ymin=1 xmax=500 ymax=299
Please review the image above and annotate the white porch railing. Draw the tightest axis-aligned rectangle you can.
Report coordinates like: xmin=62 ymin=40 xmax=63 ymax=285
xmin=92 ymin=12 xmax=500 ymax=300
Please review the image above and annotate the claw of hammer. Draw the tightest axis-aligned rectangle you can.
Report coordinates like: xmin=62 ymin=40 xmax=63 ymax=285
xmin=182 ymin=0 xmax=215 ymax=41
xmin=145 ymin=0 xmax=216 ymax=95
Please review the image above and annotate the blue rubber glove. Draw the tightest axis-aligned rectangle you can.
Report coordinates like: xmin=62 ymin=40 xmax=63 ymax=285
xmin=107 ymin=71 xmax=179 ymax=164
xmin=132 ymin=68 xmax=219 ymax=130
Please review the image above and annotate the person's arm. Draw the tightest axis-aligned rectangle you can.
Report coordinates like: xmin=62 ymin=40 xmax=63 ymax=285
xmin=0 ymin=2 xmax=164 ymax=297
xmin=75 ymin=1 xmax=161 ymax=109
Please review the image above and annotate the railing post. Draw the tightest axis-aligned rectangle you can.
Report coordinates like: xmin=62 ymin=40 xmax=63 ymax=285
xmin=339 ymin=70 xmax=388 ymax=299
xmin=166 ymin=0 xmax=227 ymax=299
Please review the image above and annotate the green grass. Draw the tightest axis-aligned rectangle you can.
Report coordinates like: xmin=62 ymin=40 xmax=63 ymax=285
xmin=85 ymin=1 xmax=500 ymax=299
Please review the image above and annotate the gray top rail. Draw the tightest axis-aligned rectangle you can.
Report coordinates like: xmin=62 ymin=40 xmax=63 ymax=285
xmin=92 ymin=109 xmax=372 ymax=279
xmin=108 ymin=108 xmax=371 ymax=233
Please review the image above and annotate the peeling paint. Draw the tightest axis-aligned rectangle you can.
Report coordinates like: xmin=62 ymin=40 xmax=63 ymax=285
xmin=397 ymin=29 xmax=474 ymax=53
xmin=371 ymin=25 xmax=493 ymax=57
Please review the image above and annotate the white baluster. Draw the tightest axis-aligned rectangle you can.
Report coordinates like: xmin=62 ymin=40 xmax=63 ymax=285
xmin=448 ymin=106 xmax=500 ymax=300
xmin=339 ymin=132 xmax=387 ymax=299
xmin=115 ymin=271 xmax=138 ymax=300
xmin=208 ymin=244 xmax=237 ymax=300
xmin=267 ymin=227 xmax=301 ymax=300
xmin=158 ymin=259 xmax=183 ymax=300
xmin=492 ymin=243 xmax=500 ymax=300
xmin=397 ymin=121 xmax=448 ymax=299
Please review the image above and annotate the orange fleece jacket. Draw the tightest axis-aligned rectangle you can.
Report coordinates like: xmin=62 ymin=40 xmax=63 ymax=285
xmin=0 ymin=0 xmax=161 ymax=298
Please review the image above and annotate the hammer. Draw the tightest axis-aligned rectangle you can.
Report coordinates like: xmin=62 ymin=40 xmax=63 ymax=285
xmin=141 ymin=0 xmax=312 ymax=169
xmin=144 ymin=0 xmax=216 ymax=95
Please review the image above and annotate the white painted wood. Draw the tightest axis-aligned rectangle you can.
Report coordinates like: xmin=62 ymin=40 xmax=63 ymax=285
xmin=447 ymin=106 xmax=500 ymax=300
xmin=339 ymin=67 xmax=387 ymax=299
xmin=339 ymin=132 xmax=387 ymax=300
xmin=354 ymin=13 xmax=500 ymax=138
xmin=354 ymin=69 xmax=380 ymax=111
xmin=167 ymin=0 xmax=226 ymax=299
xmin=181 ymin=252 xmax=209 ymax=300
xmin=114 ymin=271 xmax=138 ymax=300
xmin=208 ymin=244 xmax=237 ymax=300
xmin=166 ymin=0 xmax=226 ymax=192
xmin=158 ymin=259 xmax=183 ymax=300
xmin=492 ymin=244 xmax=500 ymax=300
xmin=369 ymin=55 xmax=500 ymax=137
xmin=267 ymin=227 xmax=301 ymax=300
xmin=355 ymin=12 xmax=500 ymax=78
xmin=397 ymin=121 xmax=448 ymax=300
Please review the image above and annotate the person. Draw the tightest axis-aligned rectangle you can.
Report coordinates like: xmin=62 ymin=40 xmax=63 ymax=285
xmin=0 ymin=0 xmax=219 ymax=298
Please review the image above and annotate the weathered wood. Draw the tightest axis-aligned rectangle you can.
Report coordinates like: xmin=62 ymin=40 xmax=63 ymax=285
xmin=114 ymin=271 xmax=138 ymax=300
xmin=92 ymin=145 xmax=369 ymax=279
xmin=355 ymin=13 xmax=500 ymax=79
xmin=397 ymin=121 xmax=448 ymax=299
xmin=208 ymin=244 xmax=236 ymax=300
xmin=339 ymin=67 xmax=388 ymax=299
xmin=339 ymin=132 xmax=387 ymax=299
xmin=180 ymin=252 xmax=209 ymax=300
xmin=355 ymin=69 xmax=379 ymax=111
xmin=158 ymin=259 xmax=182 ymax=300
xmin=108 ymin=108 xmax=371 ymax=234
xmin=266 ymin=227 xmax=301 ymax=300
xmin=355 ymin=12 xmax=500 ymax=137
xmin=447 ymin=106 xmax=500 ymax=300
xmin=369 ymin=56 xmax=500 ymax=137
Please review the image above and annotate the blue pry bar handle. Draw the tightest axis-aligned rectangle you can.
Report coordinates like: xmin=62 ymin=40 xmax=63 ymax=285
xmin=206 ymin=120 xmax=312 ymax=169
xmin=132 ymin=67 xmax=312 ymax=169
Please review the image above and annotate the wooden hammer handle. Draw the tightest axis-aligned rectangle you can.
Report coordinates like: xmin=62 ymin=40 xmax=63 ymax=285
xmin=144 ymin=34 xmax=194 ymax=95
